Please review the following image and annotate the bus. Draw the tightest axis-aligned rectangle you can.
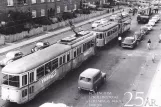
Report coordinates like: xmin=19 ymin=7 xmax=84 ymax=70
xmin=92 ymin=21 xmax=119 ymax=47
xmin=109 ymin=12 xmax=132 ymax=35
xmin=1 ymin=31 xmax=96 ymax=104
xmin=137 ymin=7 xmax=152 ymax=24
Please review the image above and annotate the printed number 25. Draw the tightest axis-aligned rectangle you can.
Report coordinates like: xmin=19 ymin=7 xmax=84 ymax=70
xmin=124 ymin=92 xmax=144 ymax=106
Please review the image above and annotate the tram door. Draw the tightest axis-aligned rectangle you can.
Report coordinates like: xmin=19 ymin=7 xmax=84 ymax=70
xmin=21 ymin=73 xmax=29 ymax=103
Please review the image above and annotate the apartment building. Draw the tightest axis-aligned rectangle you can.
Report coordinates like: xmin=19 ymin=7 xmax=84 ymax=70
xmin=0 ymin=0 xmax=79 ymax=21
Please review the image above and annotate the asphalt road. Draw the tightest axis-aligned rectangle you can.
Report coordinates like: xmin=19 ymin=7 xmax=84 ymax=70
xmin=1 ymin=12 xmax=161 ymax=107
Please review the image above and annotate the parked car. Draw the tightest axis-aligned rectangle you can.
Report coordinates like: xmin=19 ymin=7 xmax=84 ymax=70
xmin=31 ymin=41 xmax=50 ymax=53
xmin=0 ymin=51 xmax=23 ymax=67
xmin=133 ymin=32 xmax=144 ymax=41
xmin=140 ymin=26 xmax=149 ymax=34
xmin=78 ymin=68 xmax=106 ymax=93
xmin=152 ymin=16 xmax=160 ymax=22
xmin=121 ymin=37 xmax=137 ymax=49
xmin=148 ymin=20 xmax=156 ymax=26
xmin=144 ymin=24 xmax=153 ymax=31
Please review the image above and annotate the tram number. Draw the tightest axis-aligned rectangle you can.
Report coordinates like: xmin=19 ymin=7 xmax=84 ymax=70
xmin=41 ymin=71 xmax=56 ymax=83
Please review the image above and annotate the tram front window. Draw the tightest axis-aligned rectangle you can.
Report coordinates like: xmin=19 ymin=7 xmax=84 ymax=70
xmin=2 ymin=74 xmax=20 ymax=87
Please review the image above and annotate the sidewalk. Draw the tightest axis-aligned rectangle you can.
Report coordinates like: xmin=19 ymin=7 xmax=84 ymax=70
xmin=144 ymin=58 xmax=161 ymax=107
xmin=0 ymin=8 xmax=124 ymax=55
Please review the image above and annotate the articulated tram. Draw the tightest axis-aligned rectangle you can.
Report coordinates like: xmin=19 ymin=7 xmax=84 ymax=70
xmin=1 ymin=31 xmax=96 ymax=104
xmin=92 ymin=22 xmax=119 ymax=47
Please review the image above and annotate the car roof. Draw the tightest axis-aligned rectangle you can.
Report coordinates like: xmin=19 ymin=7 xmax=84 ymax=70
xmin=6 ymin=51 xmax=21 ymax=55
xmin=80 ymin=68 xmax=100 ymax=78
xmin=125 ymin=37 xmax=134 ymax=40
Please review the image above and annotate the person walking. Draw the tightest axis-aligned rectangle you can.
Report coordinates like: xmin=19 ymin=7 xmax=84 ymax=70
xmin=158 ymin=34 xmax=161 ymax=43
xmin=147 ymin=39 xmax=151 ymax=50
xmin=118 ymin=36 xmax=122 ymax=46
xmin=152 ymin=53 xmax=156 ymax=63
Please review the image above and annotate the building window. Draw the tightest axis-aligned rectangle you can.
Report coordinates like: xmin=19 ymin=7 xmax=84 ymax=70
xmin=29 ymin=86 xmax=34 ymax=94
xmin=31 ymin=0 xmax=36 ymax=4
xmin=7 ymin=0 xmax=14 ymax=6
xmin=22 ymin=89 xmax=27 ymax=97
xmin=32 ymin=10 xmax=36 ymax=18
xmin=29 ymin=72 xmax=34 ymax=83
xmin=64 ymin=6 xmax=67 ymax=12
xmin=57 ymin=6 xmax=60 ymax=13
xmin=41 ymin=9 xmax=45 ymax=16
xmin=41 ymin=0 xmax=45 ymax=3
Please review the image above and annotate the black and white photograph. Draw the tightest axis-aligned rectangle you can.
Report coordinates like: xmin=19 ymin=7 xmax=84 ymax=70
xmin=0 ymin=0 xmax=160 ymax=107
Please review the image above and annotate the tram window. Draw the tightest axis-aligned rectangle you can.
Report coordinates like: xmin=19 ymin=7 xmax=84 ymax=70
xmin=63 ymin=55 xmax=66 ymax=64
xmin=91 ymin=39 xmax=95 ymax=46
xmin=108 ymin=32 xmax=110 ymax=36
xmin=9 ymin=75 xmax=20 ymax=87
xmin=77 ymin=48 xmax=79 ymax=55
xmin=2 ymin=74 xmax=20 ymax=87
xmin=45 ymin=62 xmax=51 ymax=75
xmin=37 ymin=66 xmax=44 ymax=80
xmin=22 ymin=75 xmax=27 ymax=86
xmin=59 ymin=57 xmax=62 ymax=66
xmin=100 ymin=34 xmax=103 ymax=39
xmin=22 ymin=89 xmax=27 ymax=97
xmin=29 ymin=72 xmax=34 ymax=83
xmin=29 ymin=86 xmax=34 ymax=94
xmin=74 ymin=50 xmax=77 ymax=58
xmin=83 ymin=43 xmax=86 ymax=52
xmin=67 ymin=53 xmax=70 ymax=62
xmin=51 ymin=58 xmax=58 ymax=70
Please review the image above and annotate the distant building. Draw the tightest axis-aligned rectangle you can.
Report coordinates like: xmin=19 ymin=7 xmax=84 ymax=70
xmin=0 ymin=0 xmax=79 ymax=21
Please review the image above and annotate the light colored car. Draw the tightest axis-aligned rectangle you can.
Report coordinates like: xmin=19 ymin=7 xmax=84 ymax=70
xmin=144 ymin=24 xmax=153 ymax=31
xmin=0 ymin=51 xmax=23 ymax=67
xmin=152 ymin=16 xmax=160 ymax=22
xmin=78 ymin=68 xmax=106 ymax=93
xmin=121 ymin=37 xmax=137 ymax=49
xmin=151 ymin=17 xmax=158 ymax=23
xmin=148 ymin=20 xmax=155 ymax=26
xmin=31 ymin=41 xmax=50 ymax=53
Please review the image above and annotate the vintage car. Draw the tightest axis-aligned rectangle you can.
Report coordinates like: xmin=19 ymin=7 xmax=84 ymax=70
xmin=31 ymin=41 xmax=50 ymax=53
xmin=144 ymin=24 xmax=153 ymax=31
xmin=78 ymin=68 xmax=106 ymax=93
xmin=91 ymin=19 xmax=108 ymax=29
xmin=0 ymin=51 xmax=24 ymax=67
xmin=140 ymin=26 xmax=149 ymax=35
xmin=133 ymin=32 xmax=144 ymax=41
xmin=121 ymin=37 xmax=137 ymax=49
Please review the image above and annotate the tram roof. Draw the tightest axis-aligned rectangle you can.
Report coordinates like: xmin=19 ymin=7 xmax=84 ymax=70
xmin=93 ymin=22 xmax=118 ymax=32
xmin=2 ymin=44 xmax=71 ymax=74
xmin=58 ymin=30 xmax=95 ymax=45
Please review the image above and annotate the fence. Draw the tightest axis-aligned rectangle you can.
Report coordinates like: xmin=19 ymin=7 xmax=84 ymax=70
xmin=2 ymin=8 xmax=116 ymax=43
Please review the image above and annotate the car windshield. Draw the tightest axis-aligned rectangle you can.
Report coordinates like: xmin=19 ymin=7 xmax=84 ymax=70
xmin=80 ymin=77 xmax=91 ymax=82
xmin=123 ymin=38 xmax=133 ymax=44
xmin=6 ymin=52 xmax=15 ymax=59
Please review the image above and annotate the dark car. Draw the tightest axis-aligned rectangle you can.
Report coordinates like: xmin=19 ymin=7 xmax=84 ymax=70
xmin=121 ymin=37 xmax=137 ymax=49
xmin=31 ymin=41 xmax=50 ymax=53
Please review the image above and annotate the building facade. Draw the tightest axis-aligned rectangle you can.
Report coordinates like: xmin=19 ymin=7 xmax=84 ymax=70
xmin=0 ymin=0 xmax=79 ymax=21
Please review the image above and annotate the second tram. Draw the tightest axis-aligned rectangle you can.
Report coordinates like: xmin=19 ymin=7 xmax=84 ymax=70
xmin=92 ymin=21 xmax=119 ymax=47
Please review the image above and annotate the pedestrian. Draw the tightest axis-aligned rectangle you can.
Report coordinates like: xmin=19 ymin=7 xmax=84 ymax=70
xmin=147 ymin=39 xmax=151 ymax=50
xmin=112 ymin=8 xmax=114 ymax=13
xmin=158 ymin=34 xmax=161 ymax=43
xmin=118 ymin=36 xmax=122 ymax=46
xmin=152 ymin=53 xmax=156 ymax=63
